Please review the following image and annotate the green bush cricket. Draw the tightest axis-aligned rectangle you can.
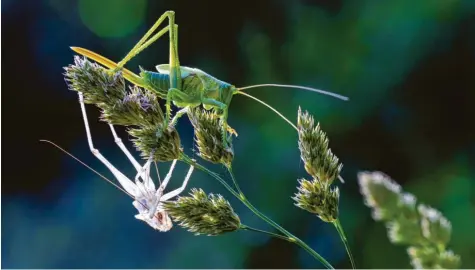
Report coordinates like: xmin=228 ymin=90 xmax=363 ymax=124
xmin=71 ymin=11 xmax=348 ymax=147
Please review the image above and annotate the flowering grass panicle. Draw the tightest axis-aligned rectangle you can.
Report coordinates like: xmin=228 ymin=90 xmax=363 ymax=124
xmin=65 ymin=56 xmax=126 ymax=107
xmin=358 ymin=171 xmax=461 ymax=269
xmin=187 ymin=108 xmax=234 ymax=166
xmin=293 ymin=108 xmax=355 ymax=268
xmin=385 ymin=193 xmax=425 ymax=245
xmin=294 ymin=107 xmax=342 ymax=222
xmin=106 ymin=85 xmax=166 ymax=127
xmin=297 ymin=107 xmax=342 ymax=183
xmin=59 ymin=54 xmax=350 ymax=269
xmin=358 ymin=171 xmax=402 ymax=221
xmin=127 ymin=124 xmax=182 ymax=161
xmin=418 ymin=204 xmax=452 ymax=247
xmin=64 ymin=56 xmax=181 ymax=161
xmin=163 ymin=188 xmax=241 ymax=236
xmin=408 ymin=246 xmax=461 ymax=269
xmin=293 ymin=178 xmax=339 ymax=222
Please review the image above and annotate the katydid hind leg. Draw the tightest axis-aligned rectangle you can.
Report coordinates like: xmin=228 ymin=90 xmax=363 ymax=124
xmin=115 ymin=11 xmax=181 ymax=83
xmin=168 ymin=23 xmax=182 ymax=90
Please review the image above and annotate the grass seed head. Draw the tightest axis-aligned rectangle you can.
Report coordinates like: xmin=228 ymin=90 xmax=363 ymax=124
xmin=297 ymin=107 xmax=342 ymax=183
xmin=437 ymin=250 xmax=461 ymax=269
xmin=418 ymin=204 xmax=452 ymax=247
xmin=386 ymin=217 xmax=424 ymax=245
xmin=188 ymin=108 xmax=234 ymax=166
xmin=65 ymin=56 xmax=182 ymax=161
xmin=105 ymin=86 xmax=166 ymax=127
xmin=65 ymin=57 xmax=168 ymax=127
xmin=162 ymin=188 xmax=241 ymax=236
xmin=128 ymin=124 xmax=182 ymax=162
xmin=408 ymin=247 xmax=461 ymax=269
xmin=359 ymin=171 xmax=461 ymax=269
xmin=358 ymin=171 xmax=402 ymax=221
xmin=293 ymin=178 xmax=340 ymax=222
xmin=407 ymin=246 xmax=440 ymax=269
xmin=65 ymin=56 xmax=126 ymax=106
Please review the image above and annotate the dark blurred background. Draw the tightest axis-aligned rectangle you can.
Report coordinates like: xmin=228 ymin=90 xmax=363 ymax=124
xmin=2 ymin=0 xmax=475 ymax=268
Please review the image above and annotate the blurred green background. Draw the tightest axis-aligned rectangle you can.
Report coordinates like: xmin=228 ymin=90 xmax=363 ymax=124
xmin=2 ymin=0 xmax=475 ymax=268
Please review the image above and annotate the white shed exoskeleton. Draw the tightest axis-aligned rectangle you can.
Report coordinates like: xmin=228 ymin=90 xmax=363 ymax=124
xmin=43 ymin=92 xmax=194 ymax=231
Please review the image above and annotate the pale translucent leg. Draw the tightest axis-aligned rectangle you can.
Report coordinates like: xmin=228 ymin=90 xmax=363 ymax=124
xmin=156 ymin=159 xmax=178 ymax=196
xmin=78 ymin=93 xmax=138 ymax=197
xmin=160 ymin=165 xmax=194 ymax=201
xmin=133 ymin=156 xmax=155 ymax=196
xmin=147 ymin=159 xmax=177 ymax=217
xmin=154 ymin=162 xmax=162 ymax=186
xmin=109 ymin=124 xmax=155 ymax=187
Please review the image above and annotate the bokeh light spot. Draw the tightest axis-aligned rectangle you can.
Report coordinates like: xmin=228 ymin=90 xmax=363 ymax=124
xmin=78 ymin=0 xmax=147 ymax=38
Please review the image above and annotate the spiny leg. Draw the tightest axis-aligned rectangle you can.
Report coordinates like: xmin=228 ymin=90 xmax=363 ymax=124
xmin=164 ymin=89 xmax=174 ymax=128
xmin=115 ymin=11 xmax=183 ymax=131
xmin=202 ymin=97 xmax=226 ymax=109
xmin=160 ymin=165 xmax=195 ymax=201
xmin=220 ymin=108 xmax=231 ymax=148
xmin=226 ymin=125 xmax=238 ymax=137
xmin=168 ymin=23 xmax=181 ymax=89
xmin=115 ymin=11 xmax=182 ymax=90
xmin=78 ymin=92 xmax=138 ymax=196
xmin=169 ymin=107 xmax=189 ymax=127
xmin=71 ymin=12 xmax=180 ymax=90
xmin=117 ymin=14 xmax=170 ymax=68
xmin=202 ymin=98 xmax=231 ymax=147
xmin=136 ymin=15 xmax=183 ymax=129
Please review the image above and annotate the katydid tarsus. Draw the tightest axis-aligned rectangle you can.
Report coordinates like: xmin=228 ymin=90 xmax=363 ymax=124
xmin=71 ymin=11 xmax=348 ymax=147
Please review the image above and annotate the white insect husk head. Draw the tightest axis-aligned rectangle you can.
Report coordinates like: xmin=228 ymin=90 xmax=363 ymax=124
xmin=133 ymin=199 xmax=173 ymax=232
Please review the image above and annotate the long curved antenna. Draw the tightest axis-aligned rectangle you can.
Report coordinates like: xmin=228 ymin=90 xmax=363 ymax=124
xmin=70 ymin=47 xmax=146 ymax=88
xmin=236 ymin=84 xmax=347 ymax=184
xmin=236 ymin=93 xmax=346 ymax=184
xmin=40 ymin=139 xmax=135 ymax=200
xmin=235 ymin=91 xmax=298 ymax=131
xmin=238 ymin=83 xmax=349 ymax=101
